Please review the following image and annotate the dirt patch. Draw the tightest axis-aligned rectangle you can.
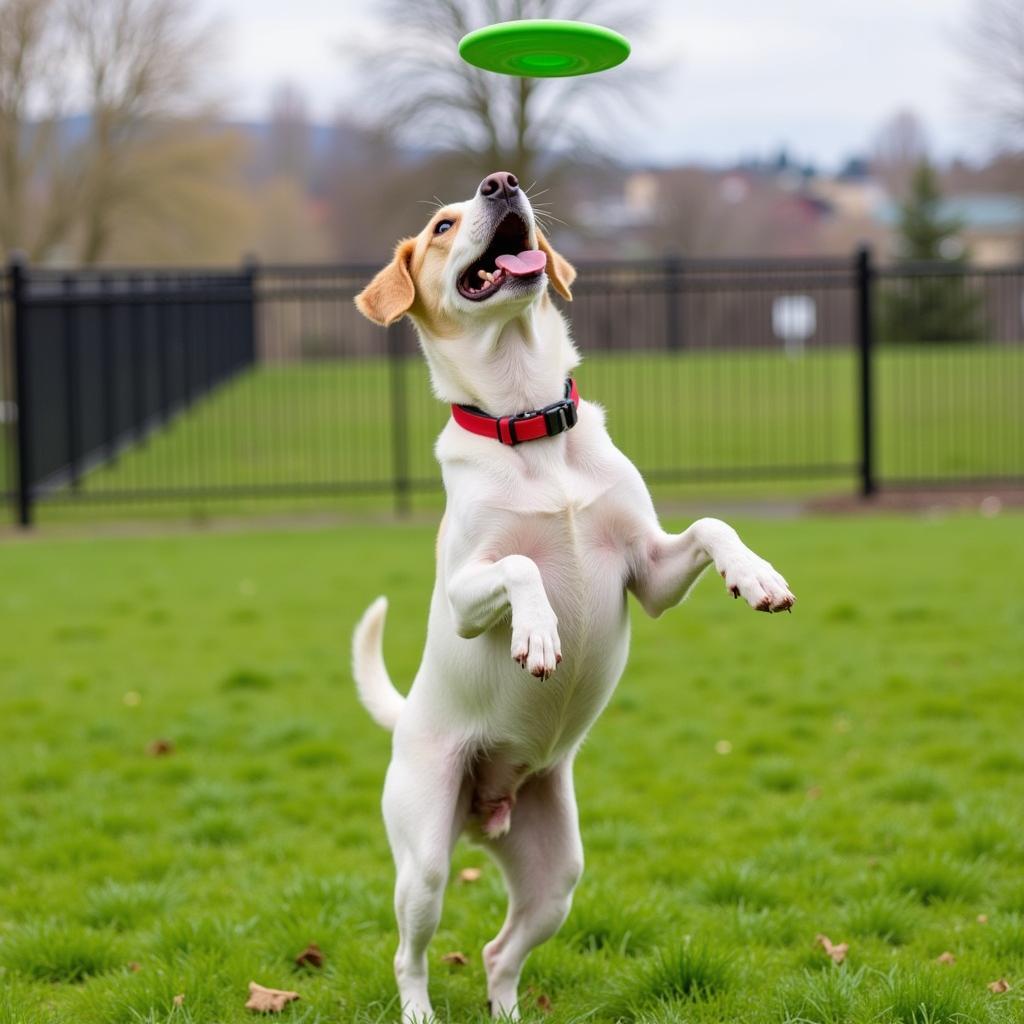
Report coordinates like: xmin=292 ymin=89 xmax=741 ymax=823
xmin=808 ymin=486 xmax=1024 ymax=517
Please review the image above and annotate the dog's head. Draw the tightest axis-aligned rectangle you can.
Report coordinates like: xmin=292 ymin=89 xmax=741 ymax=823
xmin=354 ymin=172 xmax=575 ymax=336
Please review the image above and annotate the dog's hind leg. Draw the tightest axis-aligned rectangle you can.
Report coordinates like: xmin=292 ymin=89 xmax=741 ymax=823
xmin=383 ymin=731 xmax=469 ymax=1022
xmin=481 ymin=760 xmax=583 ymax=1020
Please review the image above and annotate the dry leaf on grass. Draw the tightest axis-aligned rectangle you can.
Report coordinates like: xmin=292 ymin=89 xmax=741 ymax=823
xmin=459 ymin=867 xmax=482 ymax=883
xmin=524 ymin=985 xmax=553 ymax=1013
xmin=128 ymin=962 xmax=142 ymax=972
xmin=977 ymin=914 xmax=989 ymax=924
xmin=172 ymin=993 xmax=185 ymax=1006
xmin=440 ymin=951 xmax=469 ymax=966
xmin=245 ymin=981 xmax=301 ymax=1012
xmin=294 ymin=942 xmax=324 ymax=969
xmin=816 ymin=934 xmax=849 ymax=964
xmin=937 ymin=951 xmax=956 ymax=965
xmin=147 ymin=738 xmax=175 ymax=756
xmin=988 ymin=978 xmax=1011 ymax=994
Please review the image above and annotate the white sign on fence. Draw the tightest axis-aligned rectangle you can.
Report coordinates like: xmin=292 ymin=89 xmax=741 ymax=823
xmin=772 ymin=294 xmax=817 ymax=356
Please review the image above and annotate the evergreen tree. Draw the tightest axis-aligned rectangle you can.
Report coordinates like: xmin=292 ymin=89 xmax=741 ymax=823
xmin=879 ymin=162 xmax=987 ymax=344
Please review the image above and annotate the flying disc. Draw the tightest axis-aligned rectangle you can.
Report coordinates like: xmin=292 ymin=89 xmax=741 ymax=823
xmin=458 ymin=19 xmax=630 ymax=78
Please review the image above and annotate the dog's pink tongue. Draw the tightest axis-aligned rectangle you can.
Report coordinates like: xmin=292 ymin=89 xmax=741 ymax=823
xmin=495 ymin=250 xmax=546 ymax=277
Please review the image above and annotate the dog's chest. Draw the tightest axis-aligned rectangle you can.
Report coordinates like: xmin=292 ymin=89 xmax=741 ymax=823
xmin=497 ymin=473 xmax=633 ymax=664
xmin=487 ymin=491 xmax=631 ymax=766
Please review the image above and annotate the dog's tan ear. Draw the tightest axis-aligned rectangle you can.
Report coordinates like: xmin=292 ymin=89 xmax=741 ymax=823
xmin=355 ymin=239 xmax=416 ymax=326
xmin=537 ymin=227 xmax=576 ymax=301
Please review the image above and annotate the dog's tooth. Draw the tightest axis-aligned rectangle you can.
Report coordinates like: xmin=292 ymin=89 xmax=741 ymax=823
xmin=477 ymin=269 xmax=488 ymax=280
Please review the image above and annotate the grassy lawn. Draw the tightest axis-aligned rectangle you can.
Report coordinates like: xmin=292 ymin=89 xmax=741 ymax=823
xmin=1 ymin=512 xmax=1023 ymax=1022
xmin=23 ymin=344 xmax=1022 ymax=522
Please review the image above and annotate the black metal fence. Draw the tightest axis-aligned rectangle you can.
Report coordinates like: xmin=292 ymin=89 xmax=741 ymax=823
xmin=4 ymin=262 xmax=256 ymax=524
xmin=2 ymin=250 xmax=1022 ymax=526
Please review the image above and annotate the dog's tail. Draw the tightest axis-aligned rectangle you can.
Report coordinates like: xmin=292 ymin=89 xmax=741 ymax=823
xmin=351 ymin=597 xmax=405 ymax=731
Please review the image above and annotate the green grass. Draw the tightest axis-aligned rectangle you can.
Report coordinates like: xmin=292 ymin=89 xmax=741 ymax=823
xmin=27 ymin=344 xmax=1024 ymax=523
xmin=1 ymin=513 xmax=1023 ymax=1022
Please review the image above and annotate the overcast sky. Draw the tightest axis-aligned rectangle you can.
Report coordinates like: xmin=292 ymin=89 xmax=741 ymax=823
xmin=201 ymin=0 xmax=982 ymax=170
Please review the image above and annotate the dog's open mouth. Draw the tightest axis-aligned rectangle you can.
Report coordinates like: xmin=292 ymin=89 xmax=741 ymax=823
xmin=457 ymin=212 xmax=547 ymax=302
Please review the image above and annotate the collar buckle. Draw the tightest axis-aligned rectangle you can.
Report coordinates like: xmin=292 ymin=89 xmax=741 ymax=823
xmin=541 ymin=398 xmax=577 ymax=436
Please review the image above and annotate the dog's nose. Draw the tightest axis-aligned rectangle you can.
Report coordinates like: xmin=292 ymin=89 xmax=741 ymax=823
xmin=479 ymin=171 xmax=519 ymax=200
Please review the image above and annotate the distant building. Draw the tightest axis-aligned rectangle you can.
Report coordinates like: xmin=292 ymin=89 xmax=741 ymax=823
xmin=812 ymin=176 xmax=885 ymax=222
xmin=874 ymin=193 xmax=1024 ymax=265
xmin=570 ymin=157 xmax=1024 ymax=264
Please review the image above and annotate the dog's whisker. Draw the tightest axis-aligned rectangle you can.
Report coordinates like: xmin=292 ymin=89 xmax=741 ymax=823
xmin=534 ymin=212 xmax=568 ymax=228
xmin=417 ymin=195 xmax=450 ymax=212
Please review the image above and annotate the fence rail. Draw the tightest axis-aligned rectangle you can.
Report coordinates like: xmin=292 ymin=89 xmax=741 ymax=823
xmin=2 ymin=250 xmax=1022 ymax=526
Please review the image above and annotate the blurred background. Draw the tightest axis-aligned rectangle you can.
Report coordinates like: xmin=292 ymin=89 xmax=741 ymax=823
xmin=1 ymin=0 xmax=1022 ymax=525
xmin=1 ymin=0 xmax=1021 ymax=267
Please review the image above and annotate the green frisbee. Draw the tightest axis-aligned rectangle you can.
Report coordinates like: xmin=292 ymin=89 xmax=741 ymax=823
xmin=458 ymin=19 xmax=630 ymax=78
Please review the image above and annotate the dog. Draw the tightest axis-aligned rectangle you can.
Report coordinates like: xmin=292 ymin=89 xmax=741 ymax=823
xmin=352 ymin=171 xmax=795 ymax=1022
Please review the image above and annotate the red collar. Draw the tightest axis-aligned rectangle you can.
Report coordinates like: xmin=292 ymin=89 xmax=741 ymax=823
xmin=452 ymin=378 xmax=580 ymax=446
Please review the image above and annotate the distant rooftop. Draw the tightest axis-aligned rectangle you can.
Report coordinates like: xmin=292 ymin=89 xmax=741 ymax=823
xmin=876 ymin=193 xmax=1024 ymax=230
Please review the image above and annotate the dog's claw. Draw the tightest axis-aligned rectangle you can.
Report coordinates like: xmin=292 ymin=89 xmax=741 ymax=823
xmin=511 ymin=618 xmax=561 ymax=680
xmin=722 ymin=557 xmax=795 ymax=615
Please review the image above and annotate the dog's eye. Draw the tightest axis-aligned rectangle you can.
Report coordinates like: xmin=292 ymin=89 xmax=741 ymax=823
xmin=434 ymin=219 xmax=454 ymax=235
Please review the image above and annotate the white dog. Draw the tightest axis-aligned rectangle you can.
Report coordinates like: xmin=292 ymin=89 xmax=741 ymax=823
xmin=352 ymin=172 xmax=795 ymax=1022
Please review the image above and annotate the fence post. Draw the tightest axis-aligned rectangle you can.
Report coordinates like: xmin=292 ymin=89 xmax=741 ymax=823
xmin=130 ymin=273 xmax=147 ymax=443
xmin=156 ymin=281 xmax=171 ymax=425
xmin=855 ymin=245 xmax=876 ymax=498
xmin=62 ymin=274 xmax=82 ymax=489
xmin=100 ymin=274 xmax=118 ymax=463
xmin=9 ymin=254 xmax=32 ymax=527
xmin=242 ymin=255 xmax=259 ymax=369
xmin=664 ymin=252 xmax=682 ymax=351
xmin=387 ymin=321 xmax=411 ymax=516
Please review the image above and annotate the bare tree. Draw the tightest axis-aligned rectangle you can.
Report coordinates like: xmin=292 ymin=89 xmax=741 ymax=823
xmin=0 ymin=0 xmax=246 ymax=265
xmin=872 ymin=110 xmax=930 ymax=200
xmin=67 ymin=0 xmax=217 ymax=263
xmin=353 ymin=0 xmax=657 ymax=191
xmin=0 ymin=0 xmax=76 ymax=259
xmin=961 ymin=0 xmax=1024 ymax=149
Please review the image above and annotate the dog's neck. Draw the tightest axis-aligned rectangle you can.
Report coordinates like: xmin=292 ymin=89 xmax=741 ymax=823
xmin=415 ymin=298 xmax=580 ymax=416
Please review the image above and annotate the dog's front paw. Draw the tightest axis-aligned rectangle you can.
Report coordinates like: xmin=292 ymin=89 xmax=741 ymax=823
xmin=720 ymin=556 xmax=795 ymax=613
xmin=511 ymin=609 xmax=561 ymax=679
